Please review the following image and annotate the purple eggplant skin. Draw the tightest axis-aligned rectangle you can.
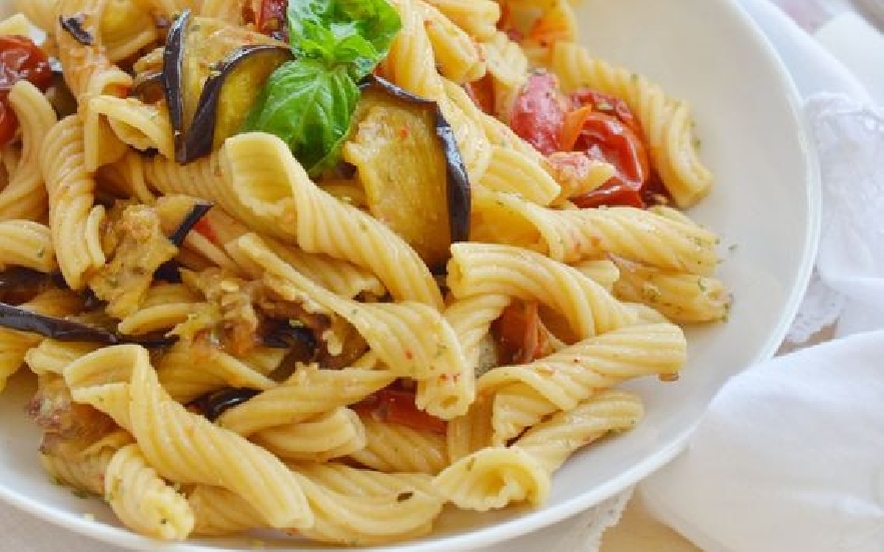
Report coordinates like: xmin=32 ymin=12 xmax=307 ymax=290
xmin=168 ymin=201 xmax=213 ymax=247
xmin=0 ymin=301 xmax=173 ymax=347
xmin=184 ymin=44 xmax=293 ymax=162
xmin=359 ymin=75 xmax=471 ymax=247
xmin=58 ymin=14 xmax=93 ymax=46
xmin=163 ymin=9 xmax=190 ymax=163
xmin=188 ymin=388 xmax=261 ymax=421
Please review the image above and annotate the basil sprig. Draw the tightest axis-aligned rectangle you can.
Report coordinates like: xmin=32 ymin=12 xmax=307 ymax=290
xmin=242 ymin=0 xmax=401 ymax=175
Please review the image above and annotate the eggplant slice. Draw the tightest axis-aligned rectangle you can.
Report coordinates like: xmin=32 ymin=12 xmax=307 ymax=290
xmin=344 ymin=76 xmax=471 ymax=270
xmin=163 ymin=10 xmax=292 ymax=163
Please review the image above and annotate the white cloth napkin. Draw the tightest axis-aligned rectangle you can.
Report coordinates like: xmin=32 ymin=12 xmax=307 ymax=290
xmin=638 ymin=2 xmax=884 ymax=552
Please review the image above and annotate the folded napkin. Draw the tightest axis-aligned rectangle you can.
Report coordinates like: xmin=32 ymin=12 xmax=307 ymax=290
xmin=638 ymin=2 xmax=884 ymax=551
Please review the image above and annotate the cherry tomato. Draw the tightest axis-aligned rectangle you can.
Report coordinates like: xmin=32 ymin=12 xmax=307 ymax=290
xmin=508 ymin=71 xmax=568 ymax=155
xmin=572 ymin=112 xmax=649 ymax=186
xmin=492 ymin=300 xmax=555 ymax=365
xmin=354 ymin=387 xmax=447 ymax=435
xmin=568 ymin=112 xmax=651 ymax=209
xmin=0 ymin=35 xmax=53 ymax=145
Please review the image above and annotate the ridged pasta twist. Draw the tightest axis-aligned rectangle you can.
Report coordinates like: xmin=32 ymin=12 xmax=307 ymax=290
xmin=0 ymin=220 xmax=57 ymax=273
xmin=478 ymin=323 xmax=686 ymax=444
xmin=99 ymin=0 xmax=160 ymax=63
xmin=216 ymin=365 xmax=396 ymax=436
xmin=348 ymin=414 xmax=449 ymax=475
xmin=63 ymin=344 xmax=313 ymax=529
xmin=431 ymin=446 xmax=550 ymax=511
xmin=612 ymin=257 xmax=731 ymax=323
xmin=251 ymin=407 xmax=366 ymax=463
xmin=472 ymin=189 xmax=720 ymax=272
xmin=189 ymin=465 xmax=443 ymax=544
xmin=104 ymin=443 xmax=195 ymax=540
xmin=24 ymin=340 xmax=100 ymax=377
xmin=513 ymin=390 xmax=644 ymax=473
xmin=40 ymin=114 xmax=106 ymax=289
xmin=448 ymin=243 xmax=637 ymax=339
xmin=116 ymin=283 xmax=202 ymax=336
xmin=0 ymin=81 xmax=57 ymax=221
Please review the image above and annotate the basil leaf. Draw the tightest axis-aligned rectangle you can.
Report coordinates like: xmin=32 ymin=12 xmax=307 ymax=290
xmin=288 ymin=0 xmax=400 ymax=78
xmin=242 ymin=59 xmax=359 ymax=176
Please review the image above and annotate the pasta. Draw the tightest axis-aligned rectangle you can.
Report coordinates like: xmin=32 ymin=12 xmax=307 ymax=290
xmin=0 ymin=0 xmax=730 ymax=545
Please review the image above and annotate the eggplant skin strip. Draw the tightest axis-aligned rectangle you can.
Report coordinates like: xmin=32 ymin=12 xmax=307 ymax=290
xmin=0 ymin=301 xmax=313 ymax=350
xmin=0 ymin=302 xmax=172 ymax=346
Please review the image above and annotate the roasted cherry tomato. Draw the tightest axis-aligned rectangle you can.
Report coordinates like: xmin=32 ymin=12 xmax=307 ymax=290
xmin=564 ymin=88 xmax=659 ymax=208
xmin=354 ymin=387 xmax=447 ymax=435
xmin=572 ymin=112 xmax=649 ymax=186
xmin=492 ymin=300 xmax=555 ymax=365
xmin=508 ymin=71 xmax=568 ymax=155
xmin=0 ymin=35 xmax=53 ymax=145
xmin=568 ymin=112 xmax=651 ymax=209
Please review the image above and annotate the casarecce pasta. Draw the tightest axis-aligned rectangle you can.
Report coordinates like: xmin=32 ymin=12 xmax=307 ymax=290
xmin=0 ymin=0 xmax=727 ymax=545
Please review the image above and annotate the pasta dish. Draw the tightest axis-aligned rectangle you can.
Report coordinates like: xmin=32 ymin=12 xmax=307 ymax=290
xmin=0 ymin=0 xmax=729 ymax=545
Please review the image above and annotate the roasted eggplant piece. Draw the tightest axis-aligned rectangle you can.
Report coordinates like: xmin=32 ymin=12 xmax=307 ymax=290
xmin=343 ymin=76 xmax=471 ymax=270
xmin=163 ymin=10 xmax=292 ymax=163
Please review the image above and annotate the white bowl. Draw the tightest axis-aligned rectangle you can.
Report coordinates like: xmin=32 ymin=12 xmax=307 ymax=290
xmin=0 ymin=0 xmax=819 ymax=550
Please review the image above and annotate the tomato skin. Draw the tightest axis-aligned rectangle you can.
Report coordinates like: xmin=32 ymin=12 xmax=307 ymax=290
xmin=246 ymin=0 xmax=288 ymax=40
xmin=354 ymin=388 xmax=447 ymax=435
xmin=508 ymin=71 xmax=568 ymax=155
xmin=0 ymin=35 xmax=53 ymax=146
xmin=493 ymin=301 xmax=555 ymax=365
xmin=570 ymin=88 xmax=642 ymax=138
xmin=192 ymin=216 xmax=219 ymax=245
xmin=567 ymin=111 xmax=651 ymax=209
xmin=0 ymin=102 xmax=17 ymax=146
xmin=572 ymin=112 xmax=649 ymax=186
xmin=463 ymin=74 xmax=495 ymax=114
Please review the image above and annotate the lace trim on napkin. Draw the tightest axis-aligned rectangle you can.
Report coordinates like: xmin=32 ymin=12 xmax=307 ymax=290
xmin=551 ymin=488 xmax=634 ymax=552
xmin=787 ymin=93 xmax=884 ymax=343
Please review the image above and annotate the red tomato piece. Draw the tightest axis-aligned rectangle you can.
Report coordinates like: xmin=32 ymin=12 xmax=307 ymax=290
xmin=493 ymin=301 xmax=555 ymax=365
xmin=571 ymin=181 xmax=645 ymax=209
xmin=571 ymin=112 xmax=649 ymax=186
xmin=508 ymin=71 xmax=568 ymax=155
xmin=192 ymin=216 xmax=219 ymax=245
xmin=570 ymin=88 xmax=643 ymax=138
xmin=0 ymin=35 xmax=53 ymax=146
xmin=246 ymin=0 xmax=288 ymax=40
xmin=463 ymin=73 xmax=495 ymax=114
xmin=355 ymin=388 xmax=447 ymax=435
xmin=568 ymin=111 xmax=651 ymax=209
